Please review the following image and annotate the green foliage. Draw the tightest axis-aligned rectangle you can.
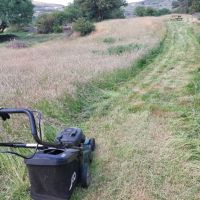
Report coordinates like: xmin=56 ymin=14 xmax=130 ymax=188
xmin=73 ymin=18 xmax=95 ymax=36
xmin=36 ymin=14 xmax=55 ymax=34
xmin=107 ymin=44 xmax=141 ymax=55
xmin=103 ymin=37 xmax=116 ymax=44
xmin=52 ymin=25 xmax=63 ymax=33
xmin=64 ymin=4 xmax=82 ymax=23
xmin=145 ymin=7 xmax=158 ymax=16
xmin=172 ymin=0 xmax=200 ymax=13
xmin=36 ymin=12 xmax=67 ymax=34
xmin=0 ymin=0 xmax=33 ymax=32
xmin=104 ymin=8 xmax=125 ymax=19
xmin=74 ymin=0 xmax=127 ymax=21
xmin=135 ymin=6 xmax=146 ymax=16
xmin=135 ymin=6 xmax=171 ymax=16
xmin=52 ymin=11 xmax=68 ymax=25
xmin=157 ymin=8 xmax=171 ymax=16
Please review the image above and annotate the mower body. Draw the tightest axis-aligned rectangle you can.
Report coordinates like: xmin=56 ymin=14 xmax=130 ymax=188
xmin=0 ymin=109 xmax=95 ymax=200
xmin=25 ymin=128 xmax=95 ymax=200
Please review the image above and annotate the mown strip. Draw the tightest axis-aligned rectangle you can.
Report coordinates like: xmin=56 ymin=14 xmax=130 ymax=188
xmin=36 ymin=34 xmax=167 ymax=127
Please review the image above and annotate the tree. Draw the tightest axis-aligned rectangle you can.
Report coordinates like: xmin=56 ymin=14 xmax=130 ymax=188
xmin=145 ymin=7 xmax=157 ymax=16
xmin=0 ymin=0 xmax=33 ymax=32
xmin=191 ymin=0 xmax=200 ymax=12
xmin=64 ymin=4 xmax=82 ymax=23
xmin=74 ymin=0 xmax=127 ymax=21
xmin=157 ymin=8 xmax=171 ymax=16
xmin=135 ymin=6 xmax=146 ymax=16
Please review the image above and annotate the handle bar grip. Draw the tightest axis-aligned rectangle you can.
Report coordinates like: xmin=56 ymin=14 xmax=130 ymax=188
xmin=0 ymin=108 xmax=62 ymax=148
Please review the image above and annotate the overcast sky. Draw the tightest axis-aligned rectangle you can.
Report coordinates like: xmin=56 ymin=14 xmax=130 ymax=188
xmin=34 ymin=0 xmax=144 ymax=6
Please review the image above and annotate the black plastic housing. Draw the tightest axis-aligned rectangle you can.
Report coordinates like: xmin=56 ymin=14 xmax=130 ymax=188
xmin=25 ymin=149 xmax=80 ymax=200
xmin=56 ymin=128 xmax=85 ymax=147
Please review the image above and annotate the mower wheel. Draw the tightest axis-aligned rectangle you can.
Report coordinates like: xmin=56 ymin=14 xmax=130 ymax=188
xmin=89 ymin=138 xmax=96 ymax=151
xmin=89 ymin=151 xmax=93 ymax=163
xmin=81 ymin=164 xmax=91 ymax=188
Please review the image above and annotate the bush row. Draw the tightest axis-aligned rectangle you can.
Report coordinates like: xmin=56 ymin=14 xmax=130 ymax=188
xmin=135 ymin=6 xmax=171 ymax=17
xmin=36 ymin=11 xmax=95 ymax=36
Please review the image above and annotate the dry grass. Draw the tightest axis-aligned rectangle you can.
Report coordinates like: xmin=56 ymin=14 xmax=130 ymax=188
xmin=0 ymin=17 xmax=166 ymax=107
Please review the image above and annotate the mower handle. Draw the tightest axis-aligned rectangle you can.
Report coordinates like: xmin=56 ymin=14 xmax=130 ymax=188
xmin=0 ymin=108 xmax=62 ymax=148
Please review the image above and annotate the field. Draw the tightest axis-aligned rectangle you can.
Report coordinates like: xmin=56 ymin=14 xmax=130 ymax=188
xmin=0 ymin=17 xmax=165 ymax=107
xmin=1 ymin=15 xmax=200 ymax=200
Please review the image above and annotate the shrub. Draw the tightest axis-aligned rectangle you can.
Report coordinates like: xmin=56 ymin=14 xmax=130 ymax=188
xmin=103 ymin=37 xmax=116 ymax=44
xmin=135 ymin=6 xmax=146 ymax=16
xmin=73 ymin=18 xmax=95 ymax=36
xmin=36 ymin=11 xmax=68 ymax=34
xmin=53 ymin=25 xmax=63 ymax=33
xmin=145 ymin=7 xmax=157 ymax=16
xmin=36 ymin=14 xmax=55 ymax=34
xmin=6 ymin=39 xmax=28 ymax=49
xmin=108 ymin=44 xmax=141 ymax=55
xmin=135 ymin=6 xmax=171 ymax=17
xmin=156 ymin=8 xmax=171 ymax=16
xmin=52 ymin=11 xmax=68 ymax=25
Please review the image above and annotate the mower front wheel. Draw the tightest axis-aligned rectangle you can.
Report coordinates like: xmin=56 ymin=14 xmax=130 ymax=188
xmin=89 ymin=138 xmax=96 ymax=151
xmin=81 ymin=164 xmax=91 ymax=188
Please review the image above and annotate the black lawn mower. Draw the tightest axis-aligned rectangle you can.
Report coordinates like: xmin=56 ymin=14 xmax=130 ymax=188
xmin=0 ymin=108 xmax=96 ymax=200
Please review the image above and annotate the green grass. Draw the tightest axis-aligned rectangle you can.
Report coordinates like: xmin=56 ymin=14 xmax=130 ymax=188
xmin=103 ymin=37 xmax=116 ymax=44
xmin=107 ymin=43 xmax=143 ymax=55
xmin=0 ymin=31 xmax=64 ymax=46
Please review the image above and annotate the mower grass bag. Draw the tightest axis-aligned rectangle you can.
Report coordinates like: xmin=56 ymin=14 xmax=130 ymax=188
xmin=25 ymin=148 xmax=80 ymax=200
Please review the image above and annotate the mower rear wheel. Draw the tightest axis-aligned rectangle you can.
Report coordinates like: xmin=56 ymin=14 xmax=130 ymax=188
xmin=89 ymin=138 xmax=96 ymax=151
xmin=81 ymin=164 xmax=91 ymax=188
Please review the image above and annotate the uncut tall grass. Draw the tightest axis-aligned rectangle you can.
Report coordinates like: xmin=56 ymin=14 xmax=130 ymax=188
xmin=0 ymin=17 xmax=166 ymax=107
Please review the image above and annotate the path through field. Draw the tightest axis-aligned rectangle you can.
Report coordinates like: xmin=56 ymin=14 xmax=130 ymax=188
xmin=73 ymin=20 xmax=200 ymax=199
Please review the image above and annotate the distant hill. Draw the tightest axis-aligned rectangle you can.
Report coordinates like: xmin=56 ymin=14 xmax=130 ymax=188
xmin=125 ymin=0 xmax=173 ymax=17
xmin=33 ymin=1 xmax=65 ymax=16
xmin=135 ymin=0 xmax=173 ymax=9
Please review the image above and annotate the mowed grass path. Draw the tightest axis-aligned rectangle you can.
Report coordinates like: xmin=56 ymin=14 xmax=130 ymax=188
xmin=72 ymin=21 xmax=200 ymax=199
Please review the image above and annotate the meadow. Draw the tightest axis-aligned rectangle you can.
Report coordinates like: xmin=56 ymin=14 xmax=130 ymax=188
xmin=0 ymin=17 xmax=165 ymax=107
xmin=2 ymin=15 xmax=200 ymax=200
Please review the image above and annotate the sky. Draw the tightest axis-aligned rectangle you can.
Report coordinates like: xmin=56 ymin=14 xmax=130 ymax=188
xmin=34 ymin=0 xmax=144 ymax=6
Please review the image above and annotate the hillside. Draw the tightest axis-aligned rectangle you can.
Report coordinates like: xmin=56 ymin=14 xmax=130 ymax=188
xmin=33 ymin=1 xmax=64 ymax=16
xmin=136 ymin=0 xmax=173 ymax=9
xmin=125 ymin=0 xmax=173 ymax=17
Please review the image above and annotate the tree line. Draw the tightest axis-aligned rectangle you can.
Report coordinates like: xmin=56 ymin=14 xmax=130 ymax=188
xmin=0 ymin=0 xmax=127 ymax=35
xmin=0 ymin=0 xmax=33 ymax=33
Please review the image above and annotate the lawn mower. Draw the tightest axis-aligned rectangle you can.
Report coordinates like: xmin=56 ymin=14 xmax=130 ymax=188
xmin=0 ymin=108 xmax=96 ymax=200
